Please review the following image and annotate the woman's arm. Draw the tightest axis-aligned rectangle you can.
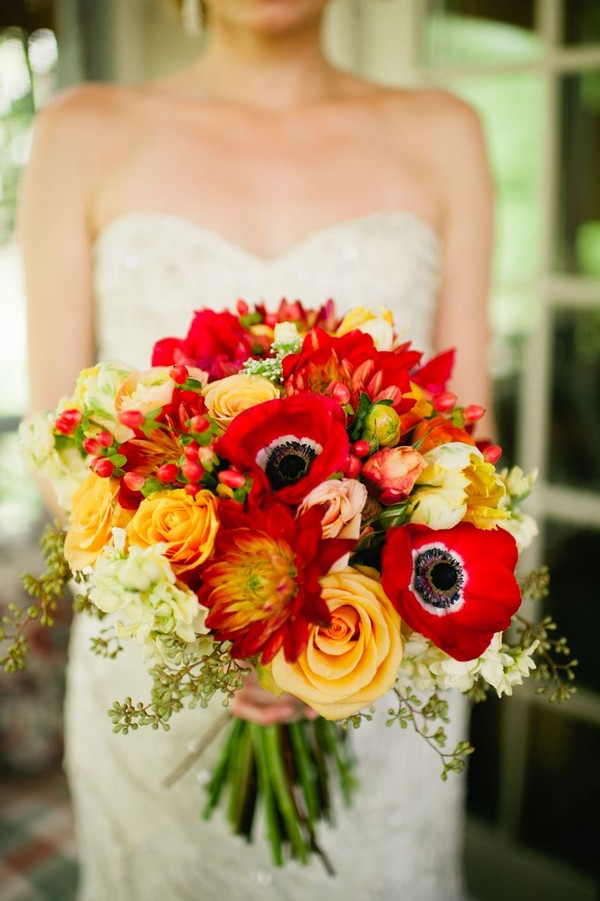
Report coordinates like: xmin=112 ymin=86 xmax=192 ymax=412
xmin=431 ymin=95 xmax=495 ymax=436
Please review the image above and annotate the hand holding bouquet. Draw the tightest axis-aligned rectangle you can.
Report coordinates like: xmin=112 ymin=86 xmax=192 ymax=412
xmin=10 ymin=299 xmax=576 ymax=870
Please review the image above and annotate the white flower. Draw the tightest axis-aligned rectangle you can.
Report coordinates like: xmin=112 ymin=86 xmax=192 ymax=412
xmin=336 ymin=306 xmax=395 ymax=350
xmin=71 ymin=360 xmax=137 ymax=442
xmin=499 ymin=465 xmax=538 ymax=504
xmin=18 ymin=412 xmax=89 ymax=510
xmin=500 ymin=511 xmax=539 ymax=551
xmin=90 ymin=544 xmax=209 ymax=659
xmin=408 ymin=442 xmax=473 ymax=529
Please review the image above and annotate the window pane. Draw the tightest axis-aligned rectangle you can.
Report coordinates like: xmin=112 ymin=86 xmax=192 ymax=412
xmin=520 ymin=706 xmax=600 ymax=876
xmin=563 ymin=0 xmax=600 ymax=47
xmin=447 ymin=74 xmax=544 ymax=296
xmin=557 ymin=71 xmax=600 ymax=275
xmin=424 ymin=1 xmax=539 ymax=67
xmin=548 ymin=307 xmax=600 ymax=492
xmin=544 ymin=519 xmax=600 ymax=693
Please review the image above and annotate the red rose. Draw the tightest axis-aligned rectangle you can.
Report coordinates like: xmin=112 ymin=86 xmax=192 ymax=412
xmin=152 ymin=309 xmax=253 ymax=381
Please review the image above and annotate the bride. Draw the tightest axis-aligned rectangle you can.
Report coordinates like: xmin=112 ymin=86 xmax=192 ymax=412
xmin=19 ymin=1 xmax=493 ymax=898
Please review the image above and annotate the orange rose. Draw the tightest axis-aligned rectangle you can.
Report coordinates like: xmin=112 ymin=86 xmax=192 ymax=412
xmin=126 ymin=488 xmax=219 ymax=573
xmin=412 ymin=416 xmax=475 ymax=455
xmin=202 ymin=373 xmax=280 ymax=427
xmin=64 ymin=474 xmax=132 ymax=571
xmin=267 ymin=567 xmax=403 ymax=719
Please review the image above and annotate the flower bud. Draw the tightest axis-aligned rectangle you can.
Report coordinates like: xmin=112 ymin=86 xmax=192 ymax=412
xmin=362 ymin=446 xmax=426 ymax=505
xmin=362 ymin=404 xmax=401 ymax=448
xmin=170 ymin=365 xmax=189 ymax=385
xmin=91 ymin=456 xmax=114 ymax=478
xmin=329 ymin=381 xmax=351 ymax=406
xmin=433 ymin=392 xmax=457 ymax=413
xmin=463 ymin=404 xmax=485 ymax=423
xmin=218 ymin=469 xmax=246 ymax=489
xmin=118 ymin=409 xmax=145 ymax=430
xmin=157 ymin=463 xmax=179 ymax=483
xmin=123 ymin=471 xmax=146 ymax=492
xmin=54 ymin=408 xmax=82 ymax=435
xmin=343 ymin=454 xmax=363 ymax=479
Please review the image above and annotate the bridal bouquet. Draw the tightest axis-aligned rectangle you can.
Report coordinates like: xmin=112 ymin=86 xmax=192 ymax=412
xmin=11 ymin=299 xmax=575 ymax=870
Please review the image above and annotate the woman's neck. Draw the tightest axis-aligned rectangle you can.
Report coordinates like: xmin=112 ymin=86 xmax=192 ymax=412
xmin=187 ymin=16 xmax=338 ymax=110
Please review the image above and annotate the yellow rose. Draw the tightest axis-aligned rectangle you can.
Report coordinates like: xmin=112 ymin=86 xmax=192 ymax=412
xmin=336 ymin=306 xmax=395 ymax=350
xmin=64 ymin=474 xmax=132 ymax=571
xmin=202 ymin=373 xmax=280 ymax=427
xmin=126 ymin=488 xmax=219 ymax=573
xmin=267 ymin=567 xmax=403 ymax=720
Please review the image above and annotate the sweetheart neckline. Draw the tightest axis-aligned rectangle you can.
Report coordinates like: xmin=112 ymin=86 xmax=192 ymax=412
xmin=92 ymin=208 xmax=441 ymax=265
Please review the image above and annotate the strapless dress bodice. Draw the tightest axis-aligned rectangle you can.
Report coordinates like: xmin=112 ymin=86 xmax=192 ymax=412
xmin=93 ymin=209 xmax=440 ymax=366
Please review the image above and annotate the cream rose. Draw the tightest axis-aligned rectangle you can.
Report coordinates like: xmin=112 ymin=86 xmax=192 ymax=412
xmin=336 ymin=306 xmax=395 ymax=350
xmin=297 ymin=478 xmax=367 ymax=540
xmin=64 ymin=474 xmax=132 ymax=571
xmin=202 ymin=373 xmax=280 ymax=427
xmin=267 ymin=567 xmax=403 ymax=720
xmin=125 ymin=488 xmax=219 ymax=573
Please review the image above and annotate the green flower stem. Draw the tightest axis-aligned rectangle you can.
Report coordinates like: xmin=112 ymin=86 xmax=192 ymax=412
xmin=226 ymin=720 xmax=256 ymax=837
xmin=249 ymin=723 xmax=284 ymax=866
xmin=261 ymin=724 xmax=309 ymax=865
xmin=288 ymin=721 xmax=320 ymax=825
xmin=202 ymin=716 xmax=244 ymax=820
xmin=315 ymin=719 xmax=356 ymax=807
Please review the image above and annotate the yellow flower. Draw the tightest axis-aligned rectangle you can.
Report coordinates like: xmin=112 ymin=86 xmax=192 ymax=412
xmin=266 ymin=567 xmax=403 ymax=720
xmin=126 ymin=488 xmax=219 ymax=574
xmin=202 ymin=373 xmax=280 ymax=427
xmin=463 ymin=454 xmax=509 ymax=530
xmin=336 ymin=306 xmax=395 ymax=350
xmin=64 ymin=474 xmax=132 ymax=571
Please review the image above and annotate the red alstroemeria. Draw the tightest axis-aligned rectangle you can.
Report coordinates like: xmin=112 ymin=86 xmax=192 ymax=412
xmin=256 ymin=298 xmax=339 ymax=333
xmin=198 ymin=500 xmax=355 ymax=663
xmin=282 ymin=328 xmax=421 ymax=416
xmin=152 ymin=309 xmax=254 ymax=381
xmin=411 ymin=349 xmax=456 ymax=396
xmin=381 ymin=522 xmax=521 ymax=661
xmin=214 ymin=393 xmax=349 ymax=504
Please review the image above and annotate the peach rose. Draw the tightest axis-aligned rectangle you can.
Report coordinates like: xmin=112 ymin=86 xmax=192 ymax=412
xmin=362 ymin=446 xmax=426 ymax=505
xmin=115 ymin=366 xmax=208 ymax=419
xmin=297 ymin=478 xmax=367 ymax=540
xmin=202 ymin=373 xmax=280 ymax=427
xmin=267 ymin=567 xmax=403 ymax=720
xmin=126 ymin=488 xmax=219 ymax=574
xmin=64 ymin=474 xmax=132 ymax=571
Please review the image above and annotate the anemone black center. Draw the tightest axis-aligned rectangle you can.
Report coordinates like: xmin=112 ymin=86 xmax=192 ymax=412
xmin=413 ymin=545 xmax=465 ymax=611
xmin=265 ymin=440 xmax=317 ymax=489
xmin=430 ymin=562 xmax=458 ymax=591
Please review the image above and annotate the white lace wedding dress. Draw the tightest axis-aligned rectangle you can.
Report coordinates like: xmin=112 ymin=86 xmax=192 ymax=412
xmin=65 ymin=209 xmax=468 ymax=901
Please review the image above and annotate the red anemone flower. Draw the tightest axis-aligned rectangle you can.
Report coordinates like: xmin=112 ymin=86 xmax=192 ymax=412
xmin=198 ymin=500 xmax=355 ymax=664
xmin=381 ymin=522 xmax=521 ymax=661
xmin=214 ymin=393 xmax=349 ymax=504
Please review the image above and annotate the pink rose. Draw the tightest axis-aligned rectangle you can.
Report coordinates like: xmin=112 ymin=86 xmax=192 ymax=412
xmin=362 ymin=447 xmax=426 ymax=505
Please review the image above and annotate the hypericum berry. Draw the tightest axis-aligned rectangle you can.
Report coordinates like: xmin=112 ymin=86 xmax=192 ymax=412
xmin=184 ymin=482 xmax=199 ymax=496
xmin=218 ymin=469 xmax=246 ymax=489
xmin=181 ymin=460 xmax=203 ymax=482
xmin=343 ymin=454 xmax=363 ymax=479
xmin=91 ymin=456 xmax=114 ymax=478
xmin=352 ymin=439 xmax=371 ymax=458
xmin=157 ymin=463 xmax=179 ymax=483
xmin=433 ymin=392 xmax=457 ymax=413
xmin=463 ymin=404 xmax=485 ymax=423
xmin=118 ymin=410 xmax=145 ymax=430
xmin=183 ymin=444 xmax=200 ymax=461
xmin=236 ymin=299 xmax=249 ymax=316
xmin=96 ymin=430 xmax=114 ymax=448
xmin=170 ymin=365 xmax=189 ymax=385
xmin=483 ymin=444 xmax=502 ymax=465
xmin=82 ymin=437 xmax=102 ymax=456
xmin=189 ymin=415 xmax=210 ymax=434
xmin=54 ymin=409 xmax=82 ymax=435
xmin=123 ymin=471 xmax=146 ymax=492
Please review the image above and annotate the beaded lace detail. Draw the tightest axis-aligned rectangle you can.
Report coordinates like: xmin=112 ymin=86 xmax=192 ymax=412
xmin=65 ymin=210 xmax=466 ymax=901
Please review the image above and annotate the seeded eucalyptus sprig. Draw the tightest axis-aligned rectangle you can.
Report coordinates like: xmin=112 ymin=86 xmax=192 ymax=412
xmin=513 ymin=566 xmax=578 ymax=703
xmin=1 ymin=523 xmax=73 ymax=673
xmin=386 ymin=688 xmax=475 ymax=780
xmin=109 ymin=640 xmax=250 ymax=734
